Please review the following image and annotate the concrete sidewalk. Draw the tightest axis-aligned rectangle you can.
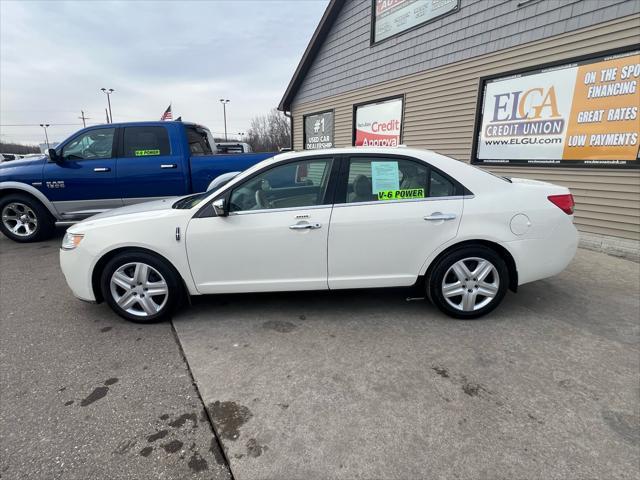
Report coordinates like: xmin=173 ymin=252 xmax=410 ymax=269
xmin=173 ymin=248 xmax=640 ymax=480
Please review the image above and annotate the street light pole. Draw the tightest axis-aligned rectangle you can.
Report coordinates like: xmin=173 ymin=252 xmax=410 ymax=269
xmin=101 ymin=88 xmax=115 ymax=123
xmin=39 ymin=124 xmax=50 ymax=149
xmin=219 ymin=99 xmax=230 ymax=141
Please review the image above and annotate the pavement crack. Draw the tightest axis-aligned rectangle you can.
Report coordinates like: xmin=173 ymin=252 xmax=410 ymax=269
xmin=170 ymin=319 xmax=235 ymax=479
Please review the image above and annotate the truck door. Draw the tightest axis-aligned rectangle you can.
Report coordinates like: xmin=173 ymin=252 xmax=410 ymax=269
xmin=116 ymin=125 xmax=187 ymax=204
xmin=42 ymin=126 xmax=121 ymax=220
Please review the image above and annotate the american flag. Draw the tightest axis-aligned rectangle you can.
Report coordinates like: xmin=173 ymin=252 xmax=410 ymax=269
xmin=160 ymin=104 xmax=172 ymax=121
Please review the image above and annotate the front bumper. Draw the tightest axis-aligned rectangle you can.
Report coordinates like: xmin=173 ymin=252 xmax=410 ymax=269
xmin=60 ymin=247 xmax=97 ymax=302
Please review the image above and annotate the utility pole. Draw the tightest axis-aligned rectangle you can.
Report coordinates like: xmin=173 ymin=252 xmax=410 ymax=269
xmin=219 ymin=99 xmax=230 ymax=141
xmin=78 ymin=110 xmax=90 ymax=128
xmin=39 ymin=124 xmax=50 ymax=149
xmin=101 ymin=88 xmax=115 ymax=123
xmin=105 ymin=108 xmax=110 ymax=124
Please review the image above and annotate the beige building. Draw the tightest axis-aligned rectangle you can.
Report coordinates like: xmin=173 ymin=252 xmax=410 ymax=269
xmin=279 ymin=0 xmax=640 ymax=258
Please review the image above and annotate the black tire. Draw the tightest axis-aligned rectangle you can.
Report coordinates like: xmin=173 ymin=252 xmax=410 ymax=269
xmin=427 ymin=245 xmax=509 ymax=320
xmin=0 ymin=193 xmax=56 ymax=243
xmin=100 ymin=251 xmax=184 ymax=323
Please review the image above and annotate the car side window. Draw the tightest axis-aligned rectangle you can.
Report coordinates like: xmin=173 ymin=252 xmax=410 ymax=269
xmin=346 ymin=157 xmax=429 ymax=203
xmin=62 ymin=128 xmax=115 ymax=160
xmin=429 ymin=170 xmax=456 ymax=197
xmin=123 ymin=126 xmax=170 ymax=157
xmin=229 ymin=158 xmax=333 ymax=213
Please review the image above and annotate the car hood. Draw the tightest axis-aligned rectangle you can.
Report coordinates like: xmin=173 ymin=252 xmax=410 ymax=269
xmin=86 ymin=197 xmax=180 ymax=221
xmin=0 ymin=155 xmax=47 ymax=170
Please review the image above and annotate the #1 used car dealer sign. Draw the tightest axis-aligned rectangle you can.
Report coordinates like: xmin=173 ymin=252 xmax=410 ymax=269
xmin=474 ymin=49 xmax=639 ymax=167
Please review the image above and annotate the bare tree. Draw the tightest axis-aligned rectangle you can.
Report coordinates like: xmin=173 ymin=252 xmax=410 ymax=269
xmin=0 ymin=142 xmax=41 ymax=155
xmin=245 ymin=109 xmax=291 ymax=152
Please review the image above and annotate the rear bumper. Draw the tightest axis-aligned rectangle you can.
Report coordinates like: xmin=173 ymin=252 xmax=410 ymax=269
xmin=503 ymin=218 xmax=578 ymax=286
xmin=60 ymin=247 xmax=97 ymax=302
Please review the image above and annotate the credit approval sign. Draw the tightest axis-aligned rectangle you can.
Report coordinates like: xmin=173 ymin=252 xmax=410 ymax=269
xmin=354 ymin=97 xmax=403 ymax=147
xmin=474 ymin=49 xmax=640 ymax=167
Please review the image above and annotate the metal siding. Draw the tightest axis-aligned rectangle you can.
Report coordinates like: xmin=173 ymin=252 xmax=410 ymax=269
xmin=291 ymin=15 xmax=640 ymax=241
xmin=293 ymin=0 xmax=638 ymax=105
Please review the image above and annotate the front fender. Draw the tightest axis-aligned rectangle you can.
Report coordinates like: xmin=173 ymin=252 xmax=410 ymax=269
xmin=0 ymin=182 xmax=60 ymax=219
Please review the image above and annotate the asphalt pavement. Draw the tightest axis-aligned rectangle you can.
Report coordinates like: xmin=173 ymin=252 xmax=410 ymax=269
xmin=0 ymin=230 xmax=231 ymax=480
xmin=1 ymin=230 xmax=639 ymax=480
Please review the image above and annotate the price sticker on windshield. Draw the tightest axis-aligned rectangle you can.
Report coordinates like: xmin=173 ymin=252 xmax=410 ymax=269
xmin=135 ymin=149 xmax=161 ymax=156
xmin=377 ymin=188 xmax=425 ymax=201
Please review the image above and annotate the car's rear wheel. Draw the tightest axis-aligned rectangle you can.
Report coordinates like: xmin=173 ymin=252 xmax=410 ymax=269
xmin=427 ymin=246 xmax=508 ymax=319
xmin=100 ymin=251 xmax=183 ymax=323
xmin=0 ymin=194 xmax=55 ymax=243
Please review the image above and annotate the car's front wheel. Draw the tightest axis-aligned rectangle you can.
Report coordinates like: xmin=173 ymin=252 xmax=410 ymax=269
xmin=100 ymin=251 xmax=183 ymax=323
xmin=427 ymin=246 xmax=508 ymax=319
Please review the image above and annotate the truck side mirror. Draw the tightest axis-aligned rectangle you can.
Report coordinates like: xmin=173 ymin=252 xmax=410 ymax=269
xmin=48 ymin=149 xmax=62 ymax=163
xmin=212 ymin=198 xmax=227 ymax=217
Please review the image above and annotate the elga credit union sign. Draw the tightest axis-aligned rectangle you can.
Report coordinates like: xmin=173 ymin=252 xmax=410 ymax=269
xmin=354 ymin=97 xmax=403 ymax=147
xmin=304 ymin=110 xmax=334 ymax=150
xmin=473 ymin=49 xmax=640 ymax=167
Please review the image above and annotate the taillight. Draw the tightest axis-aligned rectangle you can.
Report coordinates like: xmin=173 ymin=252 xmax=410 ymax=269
xmin=548 ymin=194 xmax=575 ymax=215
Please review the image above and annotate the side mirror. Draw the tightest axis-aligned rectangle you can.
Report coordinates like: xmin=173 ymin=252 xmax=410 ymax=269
xmin=48 ymin=149 xmax=62 ymax=163
xmin=212 ymin=198 xmax=227 ymax=217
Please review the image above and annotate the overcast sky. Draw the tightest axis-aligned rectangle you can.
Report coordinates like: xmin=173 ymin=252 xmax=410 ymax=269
xmin=0 ymin=0 xmax=328 ymax=145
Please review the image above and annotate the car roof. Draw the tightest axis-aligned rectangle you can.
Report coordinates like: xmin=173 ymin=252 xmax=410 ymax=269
xmin=83 ymin=121 xmax=201 ymax=129
xmin=265 ymin=146 xmax=458 ymax=171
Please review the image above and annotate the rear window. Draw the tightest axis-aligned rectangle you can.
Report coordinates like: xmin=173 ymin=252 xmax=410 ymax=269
xmin=123 ymin=126 xmax=170 ymax=157
xmin=187 ymin=126 xmax=214 ymax=155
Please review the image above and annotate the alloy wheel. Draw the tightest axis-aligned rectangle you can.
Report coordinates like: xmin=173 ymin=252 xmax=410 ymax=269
xmin=1 ymin=202 xmax=38 ymax=237
xmin=441 ymin=257 xmax=499 ymax=312
xmin=109 ymin=262 xmax=169 ymax=317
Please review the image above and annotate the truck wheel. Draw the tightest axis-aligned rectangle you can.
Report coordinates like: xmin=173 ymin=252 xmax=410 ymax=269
xmin=0 ymin=194 xmax=56 ymax=243
xmin=100 ymin=251 xmax=184 ymax=323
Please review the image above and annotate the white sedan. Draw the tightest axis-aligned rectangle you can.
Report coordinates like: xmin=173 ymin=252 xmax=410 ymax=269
xmin=60 ymin=147 xmax=578 ymax=322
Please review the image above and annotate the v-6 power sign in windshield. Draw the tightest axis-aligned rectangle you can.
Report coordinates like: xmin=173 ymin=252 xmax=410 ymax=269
xmin=473 ymin=49 xmax=640 ymax=167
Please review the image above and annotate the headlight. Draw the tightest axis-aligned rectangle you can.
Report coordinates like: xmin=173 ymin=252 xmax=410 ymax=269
xmin=61 ymin=232 xmax=84 ymax=250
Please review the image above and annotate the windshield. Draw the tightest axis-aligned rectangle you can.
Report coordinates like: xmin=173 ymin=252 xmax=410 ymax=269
xmin=172 ymin=192 xmax=210 ymax=209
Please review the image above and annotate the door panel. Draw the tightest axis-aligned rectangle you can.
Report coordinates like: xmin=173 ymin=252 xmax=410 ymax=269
xmin=328 ymin=199 xmax=463 ymax=288
xmin=186 ymin=208 xmax=332 ymax=293
xmin=117 ymin=126 xmax=187 ymax=200
xmin=43 ymin=127 xmax=121 ymax=218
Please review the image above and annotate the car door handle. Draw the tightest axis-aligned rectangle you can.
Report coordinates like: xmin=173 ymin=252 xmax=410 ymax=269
xmin=424 ymin=212 xmax=457 ymax=221
xmin=93 ymin=167 xmax=111 ymax=172
xmin=289 ymin=223 xmax=322 ymax=230
xmin=160 ymin=164 xmax=177 ymax=169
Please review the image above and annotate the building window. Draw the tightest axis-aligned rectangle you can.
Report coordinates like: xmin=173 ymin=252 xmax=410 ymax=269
xmin=303 ymin=110 xmax=335 ymax=150
xmin=472 ymin=48 xmax=640 ymax=168
xmin=371 ymin=0 xmax=459 ymax=44
xmin=353 ymin=96 xmax=404 ymax=147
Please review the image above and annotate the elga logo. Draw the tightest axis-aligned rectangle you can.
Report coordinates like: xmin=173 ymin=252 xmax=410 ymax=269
xmin=485 ymin=86 xmax=565 ymax=138
xmin=46 ymin=180 xmax=65 ymax=189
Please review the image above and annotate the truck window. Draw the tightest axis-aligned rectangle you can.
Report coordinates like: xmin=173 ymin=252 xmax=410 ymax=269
xmin=186 ymin=126 xmax=214 ymax=155
xmin=62 ymin=128 xmax=115 ymax=160
xmin=123 ymin=126 xmax=170 ymax=157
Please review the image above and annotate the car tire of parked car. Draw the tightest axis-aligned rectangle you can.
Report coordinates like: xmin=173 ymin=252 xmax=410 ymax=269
xmin=0 ymin=193 xmax=56 ymax=243
xmin=427 ymin=245 xmax=508 ymax=319
xmin=100 ymin=251 xmax=184 ymax=323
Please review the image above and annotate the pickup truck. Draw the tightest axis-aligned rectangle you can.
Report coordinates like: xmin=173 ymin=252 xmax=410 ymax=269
xmin=0 ymin=121 xmax=273 ymax=242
